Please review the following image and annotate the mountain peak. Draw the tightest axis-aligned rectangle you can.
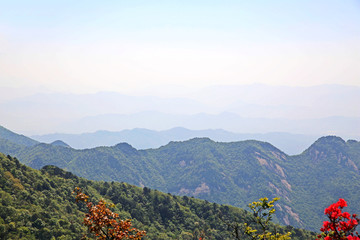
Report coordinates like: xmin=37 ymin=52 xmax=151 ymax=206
xmin=114 ymin=142 xmax=138 ymax=155
xmin=50 ymin=140 xmax=71 ymax=148
xmin=314 ymin=136 xmax=346 ymax=145
xmin=167 ymin=137 xmax=215 ymax=146
xmin=305 ymin=136 xmax=345 ymax=151
xmin=188 ymin=137 xmax=214 ymax=143
xmin=304 ymin=136 xmax=351 ymax=164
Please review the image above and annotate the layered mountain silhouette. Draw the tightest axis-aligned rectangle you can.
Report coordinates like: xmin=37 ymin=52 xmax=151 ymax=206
xmin=1 ymin=125 xmax=359 ymax=231
xmin=32 ymin=127 xmax=319 ymax=155
xmin=2 ymin=84 xmax=360 ymax=136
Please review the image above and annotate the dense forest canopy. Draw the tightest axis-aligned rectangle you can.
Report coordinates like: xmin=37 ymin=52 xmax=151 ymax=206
xmin=0 ymin=153 xmax=315 ymax=239
xmin=1 ymin=126 xmax=360 ymax=232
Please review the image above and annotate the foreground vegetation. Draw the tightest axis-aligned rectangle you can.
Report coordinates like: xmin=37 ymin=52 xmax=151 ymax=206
xmin=1 ymin=125 xmax=360 ymax=231
xmin=0 ymin=153 xmax=315 ymax=239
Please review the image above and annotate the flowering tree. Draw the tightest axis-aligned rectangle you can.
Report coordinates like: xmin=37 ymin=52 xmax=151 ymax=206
xmin=244 ymin=197 xmax=291 ymax=240
xmin=220 ymin=197 xmax=291 ymax=239
xmin=317 ymin=198 xmax=359 ymax=240
xmin=74 ymin=187 xmax=146 ymax=240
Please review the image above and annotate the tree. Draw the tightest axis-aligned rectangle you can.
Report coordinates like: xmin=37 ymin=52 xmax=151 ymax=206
xmin=73 ymin=187 xmax=146 ymax=240
xmin=244 ymin=197 xmax=291 ymax=240
xmin=220 ymin=197 xmax=291 ymax=240
xmin=316 ymin=198 xmax=359 ymax=240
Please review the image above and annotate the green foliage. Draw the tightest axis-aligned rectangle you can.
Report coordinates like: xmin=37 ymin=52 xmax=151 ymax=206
xmin=244 ymin=197 xmax=291 ymax=240
xmin=0 ymin=153 xmax=315 ymax=239
xmin=1 ymin=127 xmax=360 ymax=232
xmin=0 ymin=154 xmax=86 ymax=239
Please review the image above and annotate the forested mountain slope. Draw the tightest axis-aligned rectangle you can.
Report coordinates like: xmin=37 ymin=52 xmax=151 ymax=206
xmin=283 ymin=136 xmax=360 ymax=229
xmin=0 ymin=126 xmax=39 ymax=146
xmin=1 ymin=126 xmax=359 ymax=231
xmin=0 ymin=153 xmax=315 ymax=239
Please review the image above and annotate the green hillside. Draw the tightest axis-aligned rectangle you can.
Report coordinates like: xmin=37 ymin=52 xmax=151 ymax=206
xmin=1 ymin=126 xmax=359 ymax=231
xmin=283 ymin=136 xmax=360 ymax=230
xmin=0 ymin=153 xmax=315 ymax=239
xmin=0 ymin=126 xmax=38 ymax=147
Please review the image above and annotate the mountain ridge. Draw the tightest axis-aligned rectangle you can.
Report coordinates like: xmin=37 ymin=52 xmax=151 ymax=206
xmin=1 ymin=126 xmax=360 ymax=231
xmin=32 ymin=127 xmax=322 ymax=155
xmin=0 ymin=125 xmax=39 ymax=146
xmin=0 ymin=152 xmax=316 ymax=239
xmin=2 ymin=84 xmax=360 ymax=135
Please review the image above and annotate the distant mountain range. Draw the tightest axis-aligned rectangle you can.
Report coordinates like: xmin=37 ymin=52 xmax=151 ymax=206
xmin=1 ymin=125 xmax=360 ymax=231
xmin=1 ymin=84 xmax=359 ymax=136
xmin=32 ymin=127 xmax=319 ymax=155
xmin=54 ymin=112 xmax=360 ymax=141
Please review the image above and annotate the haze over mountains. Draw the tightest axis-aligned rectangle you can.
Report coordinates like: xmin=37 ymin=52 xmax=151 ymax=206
xmin=1 ymin=84 xmax=359 ymax=231
xmin=2 ymin=1 xmax=359 ymax=238
xmin=1 ymin=84 xmax=359 ymax=139
xmin=32 ymin=127 xmax=319 ymax=155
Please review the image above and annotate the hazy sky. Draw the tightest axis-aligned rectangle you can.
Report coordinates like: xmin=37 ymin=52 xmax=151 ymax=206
xmin=1 ymin=0 xmax=360 ymax=94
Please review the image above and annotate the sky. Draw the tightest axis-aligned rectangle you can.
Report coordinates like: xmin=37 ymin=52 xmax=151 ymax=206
xmin=1 ymin=0 xmax=360 ymax=95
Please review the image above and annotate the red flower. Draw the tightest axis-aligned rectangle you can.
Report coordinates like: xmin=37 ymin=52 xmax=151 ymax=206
xmin=338 ymin=199 xmax=347 ymax=208
xmin=319 ymin=199 xmax=360 ymax=240
xmin=343 ymin=212 xmax=351 ymax=219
